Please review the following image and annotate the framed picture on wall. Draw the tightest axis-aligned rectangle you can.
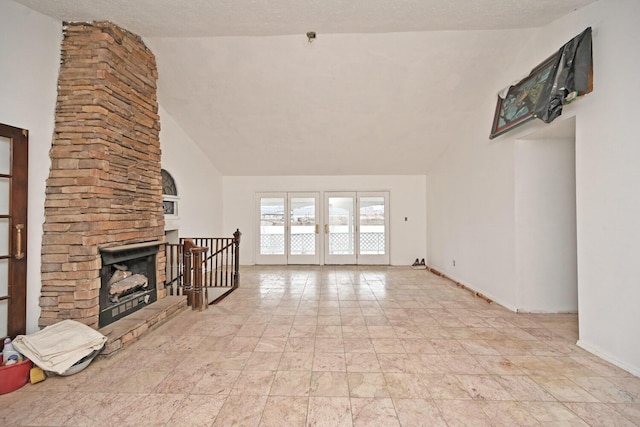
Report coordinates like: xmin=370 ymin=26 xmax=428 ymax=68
xmin=489 ymin=54 xmax=559 ymax=139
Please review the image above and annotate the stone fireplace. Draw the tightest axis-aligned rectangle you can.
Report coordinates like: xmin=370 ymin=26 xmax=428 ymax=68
xmin=39 ymin=21 xmax=166 ymax=330
xmin=99 ymin=242 xmax=162 ymax=327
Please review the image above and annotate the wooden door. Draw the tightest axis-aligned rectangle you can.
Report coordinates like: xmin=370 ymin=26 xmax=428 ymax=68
xmin=0 ymin=123 xmax=28 ymax=340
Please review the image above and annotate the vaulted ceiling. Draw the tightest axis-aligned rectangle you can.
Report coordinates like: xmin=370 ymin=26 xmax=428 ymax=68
xmin=15 ymin=0 xmax=597 ymax=175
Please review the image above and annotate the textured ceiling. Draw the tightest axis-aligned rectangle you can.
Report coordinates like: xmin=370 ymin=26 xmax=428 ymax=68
xmin=14 ymin=0 xmax=597 ymax=175
xmin=14 ymin=0 xmax=595 ymax=37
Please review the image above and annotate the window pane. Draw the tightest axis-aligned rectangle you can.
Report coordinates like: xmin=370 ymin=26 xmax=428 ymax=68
xmin=359 ymin=197 xmax=385 ymax=255
xmin=290 ymin=197 xmax=316 ymax=256
xmin=0 ymin=299 xmax=7 ymax=338
xmin=0 ymin=136 xmax=9 ymax=175
xmin=0 ymin=258 xmax=7 ymax=297
xmin=0 ymin=218 xmax=8 ymax=255
xmin=260 ymin=198 xmax=285 ymax=255
xmin=328 ymin=197 xmax=354 ymax=255
xmin=0 ymin=178 xmax=8 ymax=215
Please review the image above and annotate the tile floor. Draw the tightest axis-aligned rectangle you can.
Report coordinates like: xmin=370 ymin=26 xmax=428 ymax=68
xmin=1 ymin=266 xmax=639 ymax=426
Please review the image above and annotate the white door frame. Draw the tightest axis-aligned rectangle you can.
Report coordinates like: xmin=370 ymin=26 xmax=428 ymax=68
xmin=324 ymin=192 xmax=357 ymax=265
xmin=255 ymin=192 xmax=321 ymax=265
xmin=256 ymin=191 xmax=390 ymax=266
xmin=356 ymin=191 xmax=390 ymax=265
xmin=287 ymin=192 xmax=321 ymax=265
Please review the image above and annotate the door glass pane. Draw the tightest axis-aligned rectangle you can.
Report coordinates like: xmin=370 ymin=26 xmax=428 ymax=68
xmin=260 ymin=198 xmax=285 ymax=255
xmin=359 ymin=196 xmax=386 ymax=255
xmin=290 ymin=197 xmax=316 ymax=255
xmin=328 ymin=197 xmax=354 ymax=255
xmin=0 ymin=178 xmax=8 ymax=214
xmin=0 ymin=259 xmax=7 ymax=296
xmin=0 ymin=136 xmax=9 ymax=175
xmin=0 ymin=300 xmax=7 ymax=337
xmin=0 ymin=218 xmax=8 ymax=255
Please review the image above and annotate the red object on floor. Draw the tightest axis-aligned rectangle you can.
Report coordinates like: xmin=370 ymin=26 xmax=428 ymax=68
xmin=0 ymin=358 xmax=33 ymax=394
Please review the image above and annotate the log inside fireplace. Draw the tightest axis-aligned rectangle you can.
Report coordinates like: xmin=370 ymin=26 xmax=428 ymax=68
xmin=99 ymin=241 xmax=162 ymax=328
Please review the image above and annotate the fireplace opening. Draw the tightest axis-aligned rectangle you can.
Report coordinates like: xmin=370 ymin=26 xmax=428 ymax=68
xmin=99 ymin=242 xmax=162 ymax=327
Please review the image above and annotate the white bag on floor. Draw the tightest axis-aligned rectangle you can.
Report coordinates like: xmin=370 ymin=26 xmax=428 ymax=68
xmin=12 ymin=319 xmax=106 ymax=375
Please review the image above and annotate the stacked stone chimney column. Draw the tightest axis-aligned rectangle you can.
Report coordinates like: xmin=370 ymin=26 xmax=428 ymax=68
xmin=40 ymin=22 xmax=166 ymax=329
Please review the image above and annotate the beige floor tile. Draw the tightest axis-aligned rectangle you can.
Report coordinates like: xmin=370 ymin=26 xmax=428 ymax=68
xmin=191 ymin=369 xmax=241 ymax=395
xmin=423 ymin=374 xmax=472 ymax=399
xmin=532 ymin=375 xmax=600 ymax=402
xmin=456 ymin=374 xmax=514 ymax=401
xmin=166 ymin=394 xmax=227 ymax=427
xmin=343 ymin=338 xmax=375 ymax=353
xmin=565 ymin=402 xmax=638 ymax=426
xmin=226 ymin=335 xmax=260 ymax=352
xmin=307 ymin=396 xmax=353 ymax=427
xmin=435 ymin=400 xmax=493 ymax=426
xmin=526 ymin=401 xmax=590 ymax=424
xmin=571 ymin=376 xmax=639 ymax=403
xmin=609 ymin=403 xmax=640 ymax=425
xmin=345 ymin=352 xmax=381 ymax=373
xmin=313 ymin=352 xmax=347 ymax=372
xmin=108 ymin=393 xmax=185 ymax=427
xmin=494 ymin=374 xmax=557 ymax=401
xmin=444 ymin=354 xmax=488 ymax=375
xmin=212 ymin=395 xmax=268 ymax=427
xmin=350 ymin=397 xmax=399 ymax=426
xmin=260 ymin=396 xmax=309 ymax=427
xmin=154 ymin=367 xmax=205 ymax=394
xmin=244 ymin=351 xmax=283 ymax=371
xmin=4 ymin=266 xmax=639 ymax=427
xmin=310 ymin=371 xmax=350 ymax=397
xmin=231 ymin=370 xmax=276 ymax=395
xmin=481 ymin=401 xmax=541 ymax=426
xmin=348 ymin=372 xmax=389 ymax=398
xmin=271 ymin=370 xmax=312 ymax=396
xmin=384 ymin=372 xmax=430 ymax=399
xmin=314 ymin=337 xmax=344 ymax=353
xmin=255 ymin=336 xmax=288 ymax=352
xmin=474 ymin=355 xmax=526 ymax=375
xmin=372 ymin=338 xmax=405 ymax=353
xmin=393 ymin=398 xmax=447 ymax=426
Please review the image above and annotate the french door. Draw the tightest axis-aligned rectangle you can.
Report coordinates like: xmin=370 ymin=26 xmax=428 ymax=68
xmin=1 ymin=123 xmax=28 ymax=340
xmin=324 ymin=191 xmax=389 ymax=265
xmin=256 ymin=192 xmax=320 ymax=265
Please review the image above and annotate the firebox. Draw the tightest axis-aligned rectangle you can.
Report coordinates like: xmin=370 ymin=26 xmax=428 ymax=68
xmin=99 ymin=241 xmax=162 ymax=327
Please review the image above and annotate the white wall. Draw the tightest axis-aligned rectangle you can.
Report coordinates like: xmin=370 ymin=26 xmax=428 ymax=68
xmin=0 ymin=0 xmax=61 ymax=333
xmin=568 ymin=0 xmax=640 ymax=376
xmin=427 ymin=0 xmax=640 ymax=375
xmin=425 ymin=97 xmax=519 ymax=309
xmin=515 ymin=128 xmax=577 ymax=312
xmin=158 ymin=105 xmax=223 ymax=237
xmin=224 ymin=175 xmax=426 ymax=265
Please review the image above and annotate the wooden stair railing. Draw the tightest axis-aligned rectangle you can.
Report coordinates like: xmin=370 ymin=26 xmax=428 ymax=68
xmin=165 ymin=229 xmax=241 ymax=309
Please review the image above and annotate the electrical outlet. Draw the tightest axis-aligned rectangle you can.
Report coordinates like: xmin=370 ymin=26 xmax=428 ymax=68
xmin=453 ymin=260 xmax=456 ymax=267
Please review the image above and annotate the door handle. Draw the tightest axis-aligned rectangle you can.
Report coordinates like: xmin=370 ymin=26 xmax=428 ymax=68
xmin=324 ymin=224 xmax=329 ymax=234
xmin=315 ymin=224 xmax=319 ymax=234
xmin=14 ymin=224 xmax=24 ymax=260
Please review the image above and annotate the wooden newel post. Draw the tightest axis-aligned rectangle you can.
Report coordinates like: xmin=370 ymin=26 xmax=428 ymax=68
xmin=182 ymin=239 xmax=195 ymax=306
xmin=233 ymin=229 xmax=241 ymax=287
xmin=191 ymin=247 xmax=208 ymax=311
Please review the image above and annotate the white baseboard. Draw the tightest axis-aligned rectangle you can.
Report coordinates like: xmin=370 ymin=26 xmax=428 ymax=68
xmin=577 ymin=339 xmax=640 ymax=378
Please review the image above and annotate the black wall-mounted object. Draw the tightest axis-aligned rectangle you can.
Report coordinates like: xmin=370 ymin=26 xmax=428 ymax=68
xmin=490 ymin=27 xmax=593 ymax=139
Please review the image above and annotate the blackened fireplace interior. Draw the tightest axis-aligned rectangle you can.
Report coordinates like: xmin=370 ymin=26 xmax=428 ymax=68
xmin=99 ymin=242 xmax=161 ymax=327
